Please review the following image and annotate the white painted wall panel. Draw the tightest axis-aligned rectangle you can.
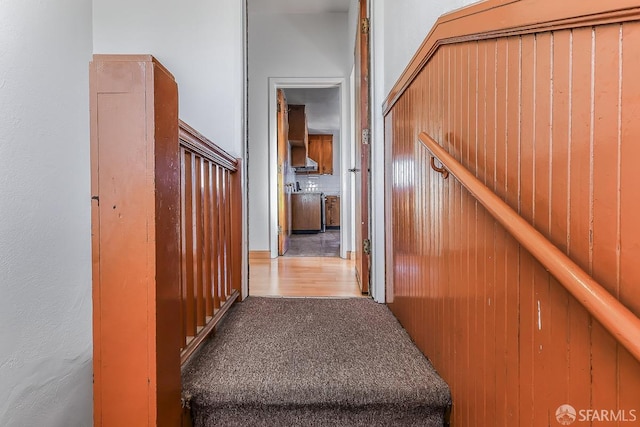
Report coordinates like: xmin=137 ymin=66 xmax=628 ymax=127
xmin=0 ymin=1 xmax=94 ymax=425
xmin=382 ymin=0 xmax=479 ymax=94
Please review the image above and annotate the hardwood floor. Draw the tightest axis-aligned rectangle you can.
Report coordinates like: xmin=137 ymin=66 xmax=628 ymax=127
xmin=249 ymin=256 xmax=365 ymax=297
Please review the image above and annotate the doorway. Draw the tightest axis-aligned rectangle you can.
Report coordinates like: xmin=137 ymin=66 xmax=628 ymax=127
xmin=279 ymin=87 xmax=342 ymax=258
xmin=246 ymin=0 xmax=369 ymax=298
xmin=267 ymin=78 xmax=351 ymax=261
xmin=249 ymin=78 xmax=359 ymax=297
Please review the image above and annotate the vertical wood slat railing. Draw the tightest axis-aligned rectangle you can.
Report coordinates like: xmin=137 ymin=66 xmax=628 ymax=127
xmin=178 ymin=120 xmax=242 ymax=365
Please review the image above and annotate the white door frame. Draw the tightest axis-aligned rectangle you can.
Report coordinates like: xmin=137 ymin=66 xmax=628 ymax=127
xmin=267 ymin=77 xmax=351 ymax=260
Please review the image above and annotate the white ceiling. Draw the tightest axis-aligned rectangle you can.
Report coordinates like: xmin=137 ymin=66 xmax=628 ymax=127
xmin=284 ymin=87 xmax=341 ymax=132
xmin=248 ymin=0 xmax=351 ymax=14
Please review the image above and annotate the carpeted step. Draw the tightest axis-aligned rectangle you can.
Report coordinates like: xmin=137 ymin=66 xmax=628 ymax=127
xmin=182 ymin=297 xmax=451 ymax=426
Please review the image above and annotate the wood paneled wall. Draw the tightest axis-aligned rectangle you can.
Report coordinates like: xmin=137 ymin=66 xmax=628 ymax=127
xmin=384 ymin=2 xmax=640 ymax=425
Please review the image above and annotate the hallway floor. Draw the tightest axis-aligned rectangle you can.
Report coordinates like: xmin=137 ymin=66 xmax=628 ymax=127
xmin=283 ymin=230 xmax=340 ymax=257
xmin=249 ymin=256 xmax=363 ymax=297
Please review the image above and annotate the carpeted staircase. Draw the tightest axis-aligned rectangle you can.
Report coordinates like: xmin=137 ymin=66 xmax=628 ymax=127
xmin=182 ymin=297 xmax=451 ymax=426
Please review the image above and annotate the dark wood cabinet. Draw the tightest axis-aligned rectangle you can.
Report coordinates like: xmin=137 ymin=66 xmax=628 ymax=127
xmin=287 ymin=104 xmax=306 ymax=143
xmin=291 ymin=193 xmax=322 ymax=232
xmin=290 ymin=145 xmax=306 ymax=167
xmin=307 ymin=134 xmax=333 ymax=175
xmin=325 ymin=196 xmax=340 ymax=228
xmin=288 ymin=105 xmax=308 ymax=167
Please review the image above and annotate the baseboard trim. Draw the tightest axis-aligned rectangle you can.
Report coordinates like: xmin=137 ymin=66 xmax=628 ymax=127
xmin=249 ymin=251 xmax=271 ymax=260
xmin=347 ymin=251 xmax=355 ymax=260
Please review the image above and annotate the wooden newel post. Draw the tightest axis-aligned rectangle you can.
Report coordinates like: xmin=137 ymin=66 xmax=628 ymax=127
xmin=90 ymin=55 xmax=182 ymax=426
xmin=230 ymin=159 xmax=244 ymax=301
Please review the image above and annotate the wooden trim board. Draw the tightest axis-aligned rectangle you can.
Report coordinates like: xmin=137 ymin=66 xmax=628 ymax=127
xmin=249 ymin=251 xmax=272 ymax=260
xmin=383 ymin=0 xmax=640 ymax=114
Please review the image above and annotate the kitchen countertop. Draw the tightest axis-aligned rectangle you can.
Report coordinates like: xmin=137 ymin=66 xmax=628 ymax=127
xmin=291 ymin=191 xmax=340 ymax=197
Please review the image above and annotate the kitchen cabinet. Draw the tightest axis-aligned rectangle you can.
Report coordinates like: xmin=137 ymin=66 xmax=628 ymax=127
xmin=307 ymin=134 xmax=333 ymax=175
xmin=288 ymin=105 xmax=308 ymax=167
xmin=291 ymin=145 xmax=307 ymax=167
xmin=325 ymin=196 xmax=340 ymax=228
xmin=291 ymin=193 xmax=322 ymax=232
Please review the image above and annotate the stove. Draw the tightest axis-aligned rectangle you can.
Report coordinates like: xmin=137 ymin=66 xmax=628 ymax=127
xmin=320 ymin=193 xmax=326 ymax=233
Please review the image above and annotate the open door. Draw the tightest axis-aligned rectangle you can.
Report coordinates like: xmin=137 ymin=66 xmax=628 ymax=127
xmin=277 ymin=89 xmax=291 ymax=255
xmin=354 ymin=0 xmax=371 ymax=293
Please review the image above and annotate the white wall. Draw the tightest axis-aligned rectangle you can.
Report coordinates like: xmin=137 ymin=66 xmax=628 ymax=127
xmin=248 ymin=11 xmax=351 ymax=251
xmin=347 ymin=0 xmax=360 ymax=70
xmin=0 ymin=1 xmax=94 ymax=426
xmin=382 ymin=0 xmax=478 ymax=95
xmin=92 ymin=0 xmax=245 ymax=158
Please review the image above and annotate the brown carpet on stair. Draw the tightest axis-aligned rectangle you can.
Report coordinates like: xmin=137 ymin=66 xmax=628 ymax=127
xmin=182 ymin=297 xmax=451 ymax=426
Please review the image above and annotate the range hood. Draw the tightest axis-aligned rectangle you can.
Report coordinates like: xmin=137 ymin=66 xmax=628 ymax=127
xmin=294 ymin=157 xmax=318 ymax=172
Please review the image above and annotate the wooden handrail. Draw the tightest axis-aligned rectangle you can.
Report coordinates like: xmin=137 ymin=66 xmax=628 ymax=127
xmin=179 ymin=120 xmax=238 ymax=172
xmin=418 ymin=131 xmax=640 ymax=362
